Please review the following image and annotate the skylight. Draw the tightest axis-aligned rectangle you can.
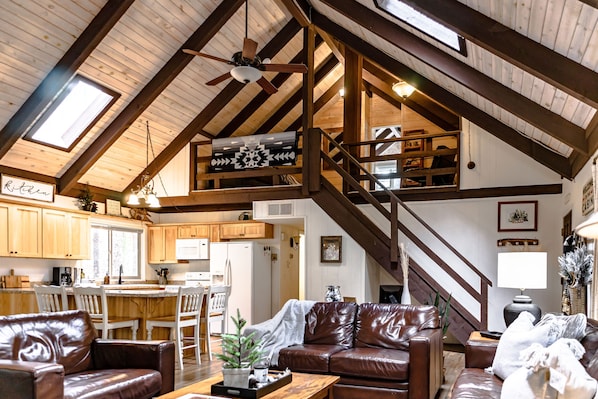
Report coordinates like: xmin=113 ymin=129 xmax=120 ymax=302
xmin=375 ymin=0 xmax=467 ymax=56
xmin=24 ymin=75 xmax=119 ymax=151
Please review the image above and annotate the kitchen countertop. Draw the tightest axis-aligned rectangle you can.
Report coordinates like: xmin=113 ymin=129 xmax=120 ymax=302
xmin=1 ymin=284 xmax=207 ymax=296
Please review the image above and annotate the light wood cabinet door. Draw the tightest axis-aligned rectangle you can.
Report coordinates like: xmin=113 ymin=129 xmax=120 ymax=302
xmin=42 ymin=210 xmax=90 ymax=259
xmin=0 ymin=204 xmax=8 ymax=256
xmin=148 ymin=225 xmax=177 ymax=263
xmin=219 ymin=222 xmax=273 ymax=239
xmin=177 ymin=224 xmax=210 ymax=239
xmin=10 ymin=205 xmax=42 ymax=257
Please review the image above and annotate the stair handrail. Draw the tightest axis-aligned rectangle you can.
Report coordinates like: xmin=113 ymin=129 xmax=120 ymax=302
xmin=318 ymin=129 xmax=492 ymax=328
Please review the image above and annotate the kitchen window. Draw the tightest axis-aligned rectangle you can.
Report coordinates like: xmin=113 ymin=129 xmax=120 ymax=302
xmin=85 ymin=225 xmax=142 ymax=281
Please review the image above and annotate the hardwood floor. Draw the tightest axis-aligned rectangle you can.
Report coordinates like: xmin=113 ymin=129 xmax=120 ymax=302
xmin=174 ymin=338 xmax=464 ymax=398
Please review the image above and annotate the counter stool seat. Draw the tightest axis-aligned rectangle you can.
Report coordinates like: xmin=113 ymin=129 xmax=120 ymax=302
xmin=146 ymin=286 xmax=205 ymax=370
xmin=73 ymin=286 xmax=139 ymax=339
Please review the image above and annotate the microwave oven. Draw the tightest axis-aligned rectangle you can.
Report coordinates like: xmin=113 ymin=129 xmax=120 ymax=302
xmin=175 ymin=238 xmax=209 ymax=260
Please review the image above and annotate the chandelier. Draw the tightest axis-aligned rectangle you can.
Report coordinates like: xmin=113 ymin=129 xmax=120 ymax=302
xmin=127 ymin=121 xmax=161 ymax=208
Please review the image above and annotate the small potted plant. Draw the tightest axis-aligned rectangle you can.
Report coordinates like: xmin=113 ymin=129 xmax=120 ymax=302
xmin=215 ymin=309 xmax=263 ymax=388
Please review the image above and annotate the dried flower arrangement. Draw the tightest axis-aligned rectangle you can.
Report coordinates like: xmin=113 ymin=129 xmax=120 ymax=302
xmin=558 ymin=244 xmax=594 ymax=288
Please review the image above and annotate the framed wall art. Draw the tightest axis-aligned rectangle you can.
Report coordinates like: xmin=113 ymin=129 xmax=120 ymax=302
xmin=498 ymin=201 xmax=538 ymax=232
xmin=582 ymin=179 xmax=594 ymax=216
xmin=321 ymin=236 xmax=342 ymax=263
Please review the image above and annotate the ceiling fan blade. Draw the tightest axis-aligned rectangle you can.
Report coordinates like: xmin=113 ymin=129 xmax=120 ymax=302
xmin=257 ymin=76 xmax=278 ymax=95
xmin=206 ymin=72 xmax=232 ymax=86
xmin=183 ymin=49 xmax=231 ymax=64
xmin=242 ymin=38 xmax=258 ymax=60
xmin=261 ymin=63 xmax=308 ymax=73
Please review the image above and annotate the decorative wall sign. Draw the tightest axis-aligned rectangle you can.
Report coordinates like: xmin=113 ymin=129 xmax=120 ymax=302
xmin=106 ymin=199 xmax=121 ymax=216
xmin=498 ymin=201 xmax=538 ymax=232
xmin=0 ymin=174 xmax=54 ymax=202
xmin=210 ymin=131 xmax=297 ymax=172
xmin=582 ymin=179 xmax=594 ymax=216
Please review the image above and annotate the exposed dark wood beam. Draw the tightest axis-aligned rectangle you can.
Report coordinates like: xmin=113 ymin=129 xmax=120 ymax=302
xmin=401 ymin=0 xmax=598 ymax=109
xmin=319 ymin=0 xmax=587 ymax=155
xmin=216 ymin=36 xmax=324 ymax=138
xmin=280 ymin=0 xmax=311 ymax=27
xmin=362 ymin=67 xmax=459 ymax=131
xmin=156 ymin=185 xmax=306 ymax=212
xmin=343 ymin=47 xmax=362 ymax=146
xmin=122 ymin=20 xmax=302 ymax=198
xmin=255 ymin=53 xmax=338 ymax=134
xmin=312 ymin=12 xmax=573 ymax=178
xmin=58 ymin=0 xmax=246 ymax=195
xmin=0 ymin=0 xmax=134 ymax=160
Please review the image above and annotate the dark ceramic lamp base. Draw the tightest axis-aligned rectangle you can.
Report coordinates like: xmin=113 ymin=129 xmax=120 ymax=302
xmin=503 ymin=295 xmax=541 ymax=327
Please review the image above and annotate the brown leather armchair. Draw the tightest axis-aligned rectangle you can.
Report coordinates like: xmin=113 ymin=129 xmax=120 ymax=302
xmin=0 ymin=310 xmax=175 ymax=399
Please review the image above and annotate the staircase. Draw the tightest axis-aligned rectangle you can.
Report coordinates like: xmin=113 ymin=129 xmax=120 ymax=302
xmin=305 ymin=128 xmax=492 ymax=344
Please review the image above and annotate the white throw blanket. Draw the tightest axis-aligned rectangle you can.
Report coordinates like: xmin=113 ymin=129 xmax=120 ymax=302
xmin=244 ymin=299 xmax=316 ymax=366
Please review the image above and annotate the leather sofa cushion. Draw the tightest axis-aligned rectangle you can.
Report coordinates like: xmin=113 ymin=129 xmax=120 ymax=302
xmin=63 ymin=369 xmax=162 ymax=399
xmin=304 ymin=302 xmax=357 ymax=347
xmin=449 ymin=368 xmax=502 ymax=399
xmin=0 ymin=310 xmax=96 ymax=375
xmin=330 ymin=347 xmax=410 ymax=381
xmin=355 ymin=303 xmax=439 ymax=350
xmin=582 ymin=319 xmax=598 ymax=380
xmin=278 ymin=344 xmax=346 ymax=373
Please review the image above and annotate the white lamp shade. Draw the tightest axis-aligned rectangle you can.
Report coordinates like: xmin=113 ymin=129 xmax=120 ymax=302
xmin=230 ymin=66 xmax=262 ymax=83
xmin=497 ymin=252 xmax=547 ymax=290
xmin=127 ymin=193 xmax=140 ymax=206
xmin=576 ymin=212 xmax=598 ymax=238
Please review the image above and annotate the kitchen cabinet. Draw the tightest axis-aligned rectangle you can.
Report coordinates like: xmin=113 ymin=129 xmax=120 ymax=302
xmin=177 ymin=224 xmax=210 ymax=239
xmin=42 ymin=209 xmax=90 ymax=259
xmin=219 ymin=222 xmax=273 ymax=239
xmin=0 ymin=203 xmax=42 ymax=257
xmin=148 ymin=225 xmax=177 ymax=263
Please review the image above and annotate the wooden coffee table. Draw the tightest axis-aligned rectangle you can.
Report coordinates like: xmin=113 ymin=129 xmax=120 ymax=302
xmin=157 ymin=372 xmax=339 ymax=399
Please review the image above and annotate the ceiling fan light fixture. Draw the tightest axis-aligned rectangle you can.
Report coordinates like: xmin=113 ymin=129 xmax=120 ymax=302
xmin=230 ymin=65 xmax=262 ymax=83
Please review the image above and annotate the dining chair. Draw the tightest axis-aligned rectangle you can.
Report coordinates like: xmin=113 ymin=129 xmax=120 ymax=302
xmin=34 ymin=285 xmax=69 ymax=312
xmin=201 ymin=284 xmax=231 ymax=361
xmin=73 ymin=286 xmax=139 ymax=339
xmin=146 ymin=286 xmax=206 ymax=370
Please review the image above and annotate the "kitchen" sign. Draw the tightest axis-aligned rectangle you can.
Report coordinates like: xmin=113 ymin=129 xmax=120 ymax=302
xmin=1 ymin=174 xmax=54 ymax=202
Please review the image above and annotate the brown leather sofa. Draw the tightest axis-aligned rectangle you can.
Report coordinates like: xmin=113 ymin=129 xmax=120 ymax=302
xmin=277 ymin=301 xmax=443 ymax=399
xmin=449 ymin=319 xmax=598 ymax=399
xmin=0 ymin=310 xmax=175 ymax=399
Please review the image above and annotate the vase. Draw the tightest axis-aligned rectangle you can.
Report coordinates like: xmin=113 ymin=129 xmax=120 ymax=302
xmin=325 ymin=285 xmax=342 ymax=302
xmin=401 ymin=281 xmax=411 ymax=304
xmin=222 ymin=367 xmax=251 ymax=388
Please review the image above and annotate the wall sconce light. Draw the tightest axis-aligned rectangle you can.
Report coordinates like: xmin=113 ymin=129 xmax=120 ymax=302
xmin=392 ymin=81 xmax=415 ymax=98
xmin=339 ymin=88 xmax=345 ymax=97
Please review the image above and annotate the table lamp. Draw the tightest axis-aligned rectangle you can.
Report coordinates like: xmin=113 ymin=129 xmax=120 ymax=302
xmin=497 ymin=251 xmax=547 ymax=326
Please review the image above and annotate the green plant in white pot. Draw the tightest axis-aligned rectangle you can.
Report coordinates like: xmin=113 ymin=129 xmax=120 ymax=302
xmin=215 ymin=309 xmax=263 ymax=388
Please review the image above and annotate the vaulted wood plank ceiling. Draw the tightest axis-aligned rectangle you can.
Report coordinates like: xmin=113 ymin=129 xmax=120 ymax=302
xmin=1 ymin=0 xmax=597 ymax=204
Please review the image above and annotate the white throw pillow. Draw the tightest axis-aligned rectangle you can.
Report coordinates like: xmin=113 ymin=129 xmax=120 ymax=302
xmin=492 ymin=312 xmax=554 ymax=380
xmin=501 ymin=339 xmax=597 ymax=399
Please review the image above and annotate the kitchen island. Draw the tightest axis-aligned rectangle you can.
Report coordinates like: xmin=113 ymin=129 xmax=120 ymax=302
xmin=0 ymin=285 xmax=207 ymax=340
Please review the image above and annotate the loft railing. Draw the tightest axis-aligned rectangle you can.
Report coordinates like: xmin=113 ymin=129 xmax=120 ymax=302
xmin=306 ymin=128 xmax=491 ymax=330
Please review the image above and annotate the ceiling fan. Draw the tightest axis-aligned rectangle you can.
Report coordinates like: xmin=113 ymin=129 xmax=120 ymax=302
xmin=183 ymin=0 xmax=307 ymax=95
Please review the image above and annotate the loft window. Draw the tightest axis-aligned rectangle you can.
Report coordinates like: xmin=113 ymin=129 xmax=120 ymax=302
xmin=24 ymin=75 xmax=119 ymax=151
xmin=374 ymin=0 xmax=467 ymax=56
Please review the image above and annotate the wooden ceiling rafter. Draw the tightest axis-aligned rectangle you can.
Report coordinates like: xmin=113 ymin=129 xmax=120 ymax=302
xmin=318 ymin=0 xmax=588 ymax=156
xmin=255 ymin=52 xmax=339 ymax=135
xmin=0 ymin=0 xmax=135 ymax=160
xmin=312 ymin=11 xmax=573 ymax=178
xmin=121 ymin=19 xmax=303 ymax=198
xmin=280 ymin=0 xmax=311 ymax=27
xmin=287 ymin=76 xmax=344 ymax=131
xmin=216 ymin=35 xmax=325 ymax=139
xmin=58 ymin=0 xmax=247 ymax=195
xmin=401 ymin=0 xmax=598 ymax=109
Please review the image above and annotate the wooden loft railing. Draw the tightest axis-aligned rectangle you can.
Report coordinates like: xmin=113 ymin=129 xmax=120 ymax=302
xmin=305 ymin=128 xmax=491 ymax=336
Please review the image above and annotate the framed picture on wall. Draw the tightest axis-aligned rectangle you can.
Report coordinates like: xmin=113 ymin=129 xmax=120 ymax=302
xmin=498 ymin=201 xmax=538 ymax=232
xmin=321 ymin=236 xmax=342 ymax=263
xmin=582 ymin=179 xmax=594 ymax=216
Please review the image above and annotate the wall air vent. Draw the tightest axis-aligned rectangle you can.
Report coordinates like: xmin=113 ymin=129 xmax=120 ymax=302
xmin=267 ymin=202 xmax=293 ymax=216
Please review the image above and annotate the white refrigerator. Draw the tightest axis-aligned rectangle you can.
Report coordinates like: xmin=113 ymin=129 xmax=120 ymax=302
xmin=210 ymin=241 xmax=272 ymax=333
